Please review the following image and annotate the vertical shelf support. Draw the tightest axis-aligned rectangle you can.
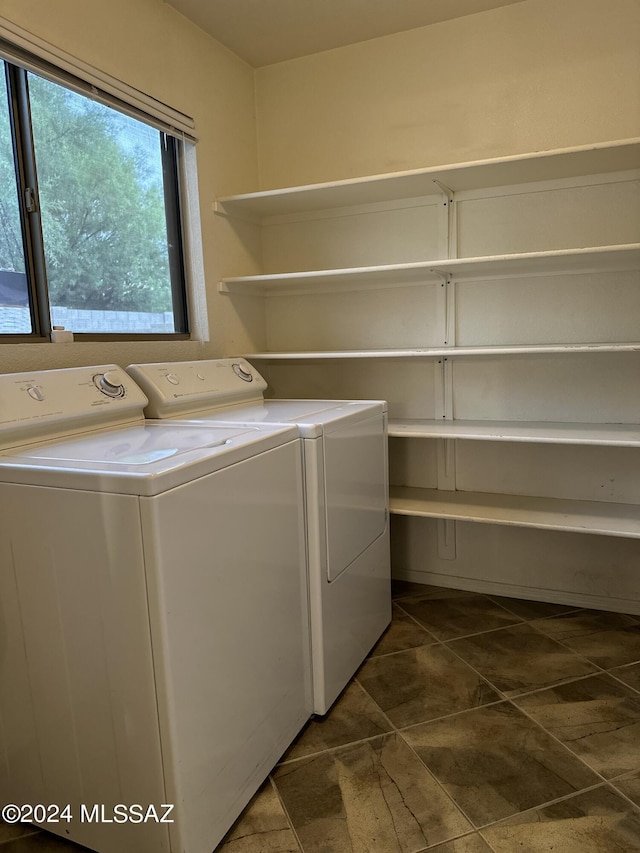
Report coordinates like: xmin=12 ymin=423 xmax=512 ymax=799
xmin=435 ymin=364 xmax=457 ymax=559
xmin=437 ymin=437 xmax=456 ymax=489
xmin=433 ymin=181 xmax=458 ymax=559
xmin=434 ymin=272 xmax=455 ymax=346
xmin=433 ymin=180 xmax=456 ymax=259
xmin=434 ymin=357 xmax=453 ymax=420
xmin=437 ymin=519 xmax=457 ymax=560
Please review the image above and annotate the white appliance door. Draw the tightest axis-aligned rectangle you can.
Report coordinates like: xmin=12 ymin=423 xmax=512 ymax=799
xmin=139 ymin=441 xmax=311 ymax=853
xmin=323 ymin=411 xmax=388 ymax=582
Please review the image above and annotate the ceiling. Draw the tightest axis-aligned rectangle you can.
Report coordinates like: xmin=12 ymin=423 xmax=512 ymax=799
xmin=167 ymin=0 xmax=528 ymax=67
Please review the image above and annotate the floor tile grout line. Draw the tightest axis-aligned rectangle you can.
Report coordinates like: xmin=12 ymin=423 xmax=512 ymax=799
xmin=391 ymin=584 xmax=456 ymax=601
xmin=367 ymin=638 xmax=440 ymax=661
xmin=476 ymin=779 xmax=614 ymax=829
xmin=399 ymin=718 xmax=614 ymax=847
xmin=277 ymin=676 xmax=399 ymax=767
xmin=483 ymin=595 xmax=585 ymax=622
xmin=395 ymin=727 xmax=481 ymax=838
xmin=395 ymin=697 xmax=513 ymax=735
xmin=351 ymin=676 xmax=400 ymax=735
xmin=604 ymin=778 xmax=640 ymax=814
xmin=475 ymin=778 xmax=640 ymax=838
xmin=0 ymin=827 xmax=44 ymax=848
xmin=392 ymin=584 xmax=640 ymax=626
xmin=505 ymin=693 xmax=614 ymax=786
xmin=369 ymin=607 xmax=533 ymax=669
xmin=368 ymin=622 xmax=528 ymax=727
xmin=416 ymin=829 xmax=495 ymax=853
xmin=606 ymin=666 xmax=640 ymax=696
xmin=395 ymin=587 xmax=588 ymax=635
xmin=473 ymin=831 xmax=500 ymax=853
xmin=394 ymin=602 xmax=528 ymax=644
xmin=609 ymin=767 xmax=640 ymax=784
xmin=441 ymin=618 xmax=613 ymax=697
xmin=432 ymin=633 xmax=514 ymax=703
xmin=502 ymin=667 xmax=631 ymax=702
xmin=276 ymin=729 xmax=393 ymax=766
xmin=266 ymin=776 xmax=305 ymax=853
xmin=360 ymin=633 xmax=513 ymax=726
xmin=524 ymin=617 xmax=640 ymax=674
xmin=464 ymin=594 xmax=537 ymax=621
xmin=391 ymin=600 xmax=443 ymax=640
xmin=513 ymin=686 xmax=640 ymax=789
xmin=396 ymin=589 xmax=640 ymax=653
xmin=465 ymin=609 xmax=640 ymax=691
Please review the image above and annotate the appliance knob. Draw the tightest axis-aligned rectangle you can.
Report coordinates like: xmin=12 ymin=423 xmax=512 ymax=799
xmin=232 ymin=363 xmax=253 ymax=382
xmin=95 ymin=371 xmax=126 ymax=398
xmin=27 ymin=385 xmax=45 ymax=402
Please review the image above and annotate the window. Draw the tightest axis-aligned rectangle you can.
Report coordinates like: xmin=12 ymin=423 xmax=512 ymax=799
xmin=0 ymin=57 xmax=188 ymax=339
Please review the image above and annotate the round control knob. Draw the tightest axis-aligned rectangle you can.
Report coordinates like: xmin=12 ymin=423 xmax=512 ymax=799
xmin=232 ymin=363 xmax=253 ymax=382
xmin=166 ymin=373 xmax=180 ymax=385
xmin=94 ymin=371 xmax=126 ymax=398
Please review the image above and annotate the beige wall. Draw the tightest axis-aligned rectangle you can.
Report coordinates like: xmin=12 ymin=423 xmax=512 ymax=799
xmin=0 ymin=0 xmax=263 ymax=372
xmin=2 ymin=0 xmax=639 ymax=371
xmin=255 ymin=0 xmax=640 ymax=188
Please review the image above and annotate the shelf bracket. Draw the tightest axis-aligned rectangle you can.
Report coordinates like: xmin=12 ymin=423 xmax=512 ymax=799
xmin=212 ymin=201 xmax=260 ymax=226
xmin=217 ymin=280 xmax=264 ymax=296
xmin=432 ymin=180 xmax=454 ymax=204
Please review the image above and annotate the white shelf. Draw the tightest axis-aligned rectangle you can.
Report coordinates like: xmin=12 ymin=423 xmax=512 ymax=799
xmin=219 ymin=244 xmax=640 ymax=294
xmin=215 ymin=138 xmax=640 ymax=219
xmin=389 ymin=487 xmax=640 ymax=539
xmin=388 ymin=419 xmax=640 ymax=447
xmin=244 ymin=342 xmax=640 ymax=360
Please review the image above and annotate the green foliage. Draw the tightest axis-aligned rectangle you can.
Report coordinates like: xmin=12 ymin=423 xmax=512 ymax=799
xmin=0 ymin=70 xmax=174 ymax=313
xmin=0 ymin=70 xmax=27 ymax=273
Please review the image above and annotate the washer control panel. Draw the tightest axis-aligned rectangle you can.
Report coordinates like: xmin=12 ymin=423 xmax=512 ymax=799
xmin=0 ymin=365 xmax=148 ymax=451
xmin=127 ymin=358 xmax=268 ymax=418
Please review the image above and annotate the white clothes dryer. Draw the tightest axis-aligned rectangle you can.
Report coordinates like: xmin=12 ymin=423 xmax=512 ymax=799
xmin=127 ymin=358 xmax=391 ymax=714
xmin=0 ymin=365 xmax=311 ymax=853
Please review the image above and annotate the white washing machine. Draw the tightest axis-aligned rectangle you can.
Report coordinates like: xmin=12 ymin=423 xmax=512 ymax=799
xmin=127 ymin=358 xmax=391 ymax=714
xmin=0 ymin=365 xmax=311 ymax=853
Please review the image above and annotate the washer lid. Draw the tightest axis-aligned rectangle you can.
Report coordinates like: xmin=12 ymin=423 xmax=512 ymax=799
xmin=0 ymin=421 xmax=298 ymax=495
xmin=191 ymin=399 xmax=386 ymax=438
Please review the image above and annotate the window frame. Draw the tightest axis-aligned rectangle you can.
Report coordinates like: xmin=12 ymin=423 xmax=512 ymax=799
xmin=0 ymin=54 xmax=191 ymax=343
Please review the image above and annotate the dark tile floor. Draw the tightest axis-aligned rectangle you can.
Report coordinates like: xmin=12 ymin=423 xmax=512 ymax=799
xmin=4 ymin=581 xmax=640 ymax=851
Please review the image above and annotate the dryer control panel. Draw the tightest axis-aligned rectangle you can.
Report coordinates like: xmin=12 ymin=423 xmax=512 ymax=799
xmin=127 ymin=358 xmax=268 ymax=419
xmin=0 ymin=365 xmax=148 ymax=451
